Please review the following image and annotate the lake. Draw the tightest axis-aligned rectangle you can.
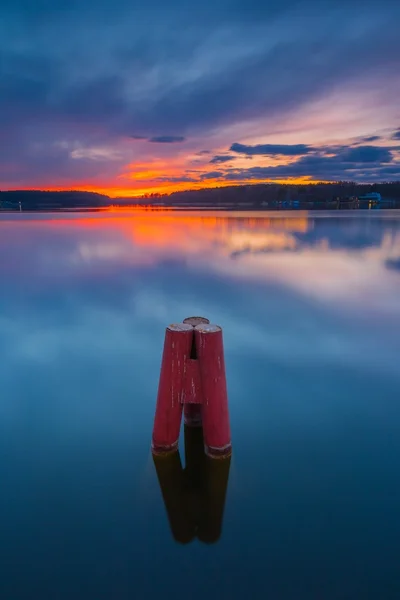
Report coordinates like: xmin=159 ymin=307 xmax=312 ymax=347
xmin=0 ymin=209 xmax=400 ymax=600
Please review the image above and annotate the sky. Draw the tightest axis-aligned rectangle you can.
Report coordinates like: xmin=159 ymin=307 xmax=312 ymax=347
xmin=1 ymin=0 xmax=400 ymax=197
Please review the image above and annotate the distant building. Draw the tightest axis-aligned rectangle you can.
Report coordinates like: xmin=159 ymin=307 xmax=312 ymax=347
xmin=358 ymin=192 xmax=382 ymax=202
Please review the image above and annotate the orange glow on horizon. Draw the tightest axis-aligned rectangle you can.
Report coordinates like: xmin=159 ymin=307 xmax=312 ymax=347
xmin=0 ymin=210 xmax=310 ymax=251
xmin=0 ymin=209 xmax=313 ymax=280
xmin=1 ymin=137 xmax=330 ymax=197
xmin=4 ymin=176 xmax=325 ymax=198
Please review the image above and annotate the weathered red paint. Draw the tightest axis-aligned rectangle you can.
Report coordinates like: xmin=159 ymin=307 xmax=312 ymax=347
xmin=182 ymin=362 xmax=201 ymax=428
xmin=152 ymin=318 xmax=232 ymax=457
xmin=182 ymin=316 xmax=206 ymax=427
xmin=151 ymin=323 xmax=193 ymax=454
xmin=183 ymin=358 xmax=203 ymax=427
xmin=183 ymin=359 xmax=203 ymax=426
xmin=184 ymin=404 xmax=203 ymax=427
xmin=195 ymin=324 xmax=232 ymax=458
xmin=182 ymin=359 xmax=202 ymax=404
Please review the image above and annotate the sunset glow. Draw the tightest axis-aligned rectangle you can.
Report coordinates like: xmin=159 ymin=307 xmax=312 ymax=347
xmin=0 ymin=1 xmax=398 ymax=196
xmin=25 ymin=176 xmax=320 ymax=198
xmin=2 ymin=211 xmax=400 ymax=310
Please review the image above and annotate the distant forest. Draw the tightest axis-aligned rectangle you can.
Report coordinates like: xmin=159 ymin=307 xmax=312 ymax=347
xmin=137 ymin=181 xmax=400 ymax=209
xmin=1 ymin=182 xmax=400 ymax=211
xmin=0 ymin=190 xmax=107 ymax=210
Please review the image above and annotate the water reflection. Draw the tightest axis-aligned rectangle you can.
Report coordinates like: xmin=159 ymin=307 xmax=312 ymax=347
xmin=1 ymin=211 xmax=400 ymax=328
xmin=1 ymin=210 xmax=399 ymax=280
xmin=1 ymin=210 xmax=400 ymax=598
xmin=153 ymin=425 xmax=231 ymax=544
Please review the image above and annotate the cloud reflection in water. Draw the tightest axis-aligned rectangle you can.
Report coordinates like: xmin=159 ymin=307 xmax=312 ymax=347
xmin=1 ymin=210 xmax=400 ymax=598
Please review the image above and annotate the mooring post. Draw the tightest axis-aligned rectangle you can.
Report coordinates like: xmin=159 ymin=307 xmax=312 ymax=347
xmin=183 ymin=316 xmax=210 ymax=327
xmin=195 ymin=323 xmax=232 ymax=458
xmin=151 ymin=323 xmax=193 ymax=455
xmin=152 ymin=318 xmax=232 ymax=541
xmin=152 ymin=317 xmax=232 ymax=458
xmin=182 ymin=316 xmax=209 ymax=428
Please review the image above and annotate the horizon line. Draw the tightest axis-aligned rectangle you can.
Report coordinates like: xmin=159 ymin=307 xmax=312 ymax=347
xmin=1 ymin=179 xmax=400 ymax=200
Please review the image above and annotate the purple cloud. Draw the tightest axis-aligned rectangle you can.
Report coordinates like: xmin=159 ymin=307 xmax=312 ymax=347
xmin=230 ymin=143 xmax=312 ymax=156
xmin=148 ymin=136 xmax=186 ymax=143
xmin=210 ymin=155 xmax=236 ymax=164
xmin=0 ymin=0 xmax=399 ymax=188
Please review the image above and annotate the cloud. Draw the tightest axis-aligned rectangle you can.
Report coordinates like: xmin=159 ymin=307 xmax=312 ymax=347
xmin=131 ymin=134 xmax=186 ymax=144
xmin=230 ymin=143 xmax=312 ymax=156
xmin=336 ymin=145 xmax=393 ymax=163
xmin=392 ymin=130 xmax=400 ymax=140
xmin=0 ymin=0 xmax=399 ymax=189
xmin=200 ymin=171 xmax=224 ymax=180
xmin=385 ymin=258 xmax=400 ymax=272
xmin=359 ymin=135 xmax=381 ymax=143
xmin=204 ymin=144 xmax=400 ymax=182
xmin=210 ymin=155 xmax=235 ymax=164
xmin=148 ymin=136 xmax=186 ymax=143
xmin=148 ymin=176 xmax=198 ymax=183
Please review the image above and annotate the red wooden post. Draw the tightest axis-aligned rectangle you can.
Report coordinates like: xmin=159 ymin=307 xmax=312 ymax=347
xmin=184 ymin=404 xmax=202 ymax=427
xmin=151 ymin=323 xmax=193 ymax=455
xmin=182 ymin=316 xmax=208 ymax=427
xmin=183 ymin=358 xmax=203 ymax=427
xmin=183 ymin=316 xmax=210 ymax=327
xmin=195 ymin=324 xmax=232 ymax=458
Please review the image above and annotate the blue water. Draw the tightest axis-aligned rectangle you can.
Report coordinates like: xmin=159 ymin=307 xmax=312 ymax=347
xmin=0 ymin=210 xmax=400 ymax=599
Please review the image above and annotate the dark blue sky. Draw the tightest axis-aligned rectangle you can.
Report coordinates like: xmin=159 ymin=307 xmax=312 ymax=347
xmin=1 ymin=0 xmax=399 ymax=195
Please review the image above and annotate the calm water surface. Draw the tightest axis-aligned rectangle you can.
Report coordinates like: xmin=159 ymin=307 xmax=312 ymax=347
xmin=0 ymin=210 xmax=400 ymax=599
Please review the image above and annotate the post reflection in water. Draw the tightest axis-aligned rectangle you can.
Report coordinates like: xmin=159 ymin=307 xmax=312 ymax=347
xmin=1 ymin=211 xmax=400 ymax=597
xmin=153 ymin=425 xmax=231 ymax=544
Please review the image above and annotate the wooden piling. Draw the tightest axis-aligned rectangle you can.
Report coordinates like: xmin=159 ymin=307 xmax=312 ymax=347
xmin=195 ymin=324 xmax=232 ymax=458
xmin=151 ymin=323 xmax=193 ymax=454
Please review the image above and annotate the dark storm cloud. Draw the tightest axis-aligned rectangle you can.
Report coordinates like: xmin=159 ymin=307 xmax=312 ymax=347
xmin=230 ymin=143 xmax=313 ymax=156
xmin=148 ymin=136 xmax=186 ymax=143
xmin=0 ymin=0 xmax=399 ymax=186
xmin=210 ymin=155 xmax=236 ymax=164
